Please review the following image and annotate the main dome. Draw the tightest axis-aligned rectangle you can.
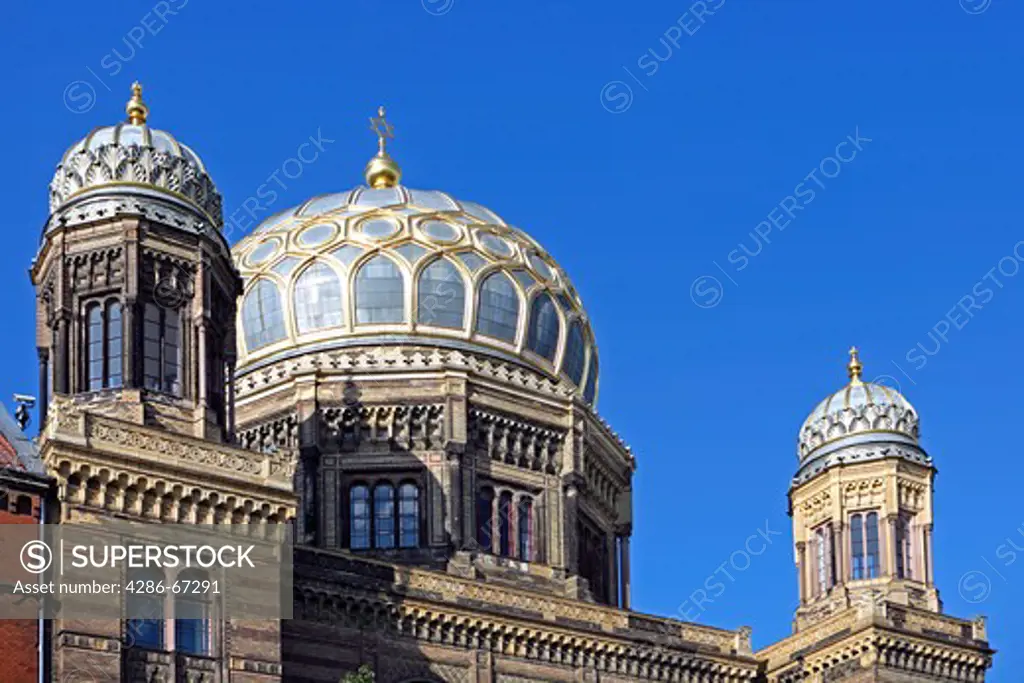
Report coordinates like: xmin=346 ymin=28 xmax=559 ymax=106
xmin=797 ymin=348 xmax=920 ymax=463
xmin=231 ymin=184 xmax=599 ymax=405
xmin=48 ymin=83 xmax=222 ymax=229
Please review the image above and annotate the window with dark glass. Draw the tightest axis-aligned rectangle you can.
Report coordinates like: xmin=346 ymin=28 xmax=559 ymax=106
xmin=174 ymin=569 xmax=210 ymax=655
xmin=865 ymin=512 xmax=880 ymax=578
xmin=498 ymin=491 xmax=513 ymax=557
xmin=350 ymin=485 xmax=371 ymax=550
xmin=851 ymin=513 xmax=865 ymax=580
xmin=143 ymin=303 xmax=181 ymax=395
xmin=477 ymin=487 xmax=495 ymax=551
xmin=355 ymin=255 xmax=405 ymax=324
xmin=562 ymin=321 xmax=586 ymax=385
xmin=517 ymin=497 xmax=533 ymax=562
xmin=86 ymin=300 xmax=123 ymax=390
xmin=126 ymin=567 xmax=164 ymax=649
xmin=583 ymin=353 xmax=598 ymax=404
xmin=526 ymin=293 xmax=560 ymax=361
xmin=417 ymin=258 xmax=466 ymax=328
xmin=475 ymin=271 xmax=519 ymax=342
xmin=850 ymin=512 xmax=881 ymax=580
xmin=398 ymin=483 xmax=420 ymax=548
xmin=374 ymin=484 xmax=396 ymax=549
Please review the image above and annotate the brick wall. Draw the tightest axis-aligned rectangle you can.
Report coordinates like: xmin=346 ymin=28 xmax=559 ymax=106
xmin=0 ymin=480 xmax=43 ymax=683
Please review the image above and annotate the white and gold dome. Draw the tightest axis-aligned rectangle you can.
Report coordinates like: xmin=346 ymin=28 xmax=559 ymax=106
xmin=795 ymin=348 xmax=927 ymax=481
xmin=48 ymin=83 xmax=222 ymax=230
xmin=232 ymin=108 xmax=599 ymax=405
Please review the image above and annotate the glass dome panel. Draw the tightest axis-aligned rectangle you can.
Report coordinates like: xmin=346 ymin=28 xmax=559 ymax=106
xmin=299 ymin=191 xmax=353 ymax=216
xmin=528 ymin=253 xmax=553 ymax=281
xmin=475 ymin=271 xmax=519 ymax=342
xmin=394 ymin=243 xmax=428 ymax=265
xmin=460 ymin=200 xmax=505 ymax=225
xmin=420 ymin=220 xmax=460 ymax=243
xmin=355 ymin=187 xmax=404 ymax=208
xmin=88 ymin=127 xmax=116 ymax=149
xmin=562 ymin=321 xmax=586 ymax=385
xmin=417 ymin=258 xmax=466 ymax=329
xmin=583 ymin=353 xmax=599 ymax=404
xmin=150 ymin=130 xmax=176 ymax=154
xmin=456 ymin=252 xmax=486 ymax=273
xmin=510 ymin=269 xmax=536 ymax=291
xmin=298 ymin=223 xmax=337 ymax=248
xmin=330 ymin=245 xmax=364 ymax=268
xmin=360 ymin=218 xmax=401 ymax=241
xmin=294 ymin=261 xmax=344 ymax=333
xmin=271 ymin=256 xmax=302 ymax=277
xmin=354 ymin=255 xmax=405 ymax=324
xmin=409 ymin=189 xmax=459 ymax=211
xmin=479 ymin=233 xmax=513 ymax=258
xmin=526 ymin=293 xmax=559 ymax=361
xmin=242 ymin=280 xmax=287 ymax=350
xmin=248 ymin=240 xmax=280 ymax=266
xmin=119 ymin=125 xmax=146 ymax=148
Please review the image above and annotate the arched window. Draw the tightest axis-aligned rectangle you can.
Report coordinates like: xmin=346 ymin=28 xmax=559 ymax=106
xmin=87 ymin=300 xmax=123 ymax=391
xmin=526 ymin=293 xmax=560 ymax=361
xmin=517 ymin=497 xmax=533 ymax=562
xmin=355 ymin=255 xmax=404 ymax=324
xmin=475 ymin=271 xmax=519 ymax=342
xmin=417 ymin=258 xmax=466 ymax=328
xmin=814 ymin=525 xmax=833 ymax=594
xmin=373 ymin=484 xmax=396 ymax=549
xmin=126 ymin=567 xmax=164 ymax=649
xmin=242 ymin=279 xmax=286 ymax=350
xmin=143 ymin=303 xmax=182 ymax=395
xmin=294 ymin=261 xmax=343 ymax=333
xmin=477 ymin=487 xmax=495 ymax=552
xmin=562 ymin=321 xmax=586 ymax=385
xmin=850 ymin=512 xmax=881 ymax=580
xmin=498 ymin=491 xmax=513 ymax=557
xmin=398 ymin=483 xmax=420 ymax=548
xmin=174 ymin=569 xmax=211 ymax=655
xmin=583 ymin=352 xmax=599 ymax=404
xmin=350 ymin=485 xmax=371 ymax=550
xmin=896 ymin=515 xmax=913 ymax=579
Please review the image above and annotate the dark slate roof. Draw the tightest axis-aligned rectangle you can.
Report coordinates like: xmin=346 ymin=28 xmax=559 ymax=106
xmin=0 ymin=403 xmax=45 ymax=476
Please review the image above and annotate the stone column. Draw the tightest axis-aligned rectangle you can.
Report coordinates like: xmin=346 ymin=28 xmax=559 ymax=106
xmin=620 ymin=535 xmax=631 ymax=609
xmin=37 ymin=348 xmax=49 ymax=425
xmin=924 ymin=523 xmax=935 ymax=585
xmin=123 ymin=297 xmax=137 ymax=388
xmin=563 ymin=482 xmax=581 ymax=574
xmin=446 ymin=447 xmax=463 ymax=549
xmin=885 ymin=515 xmax=898 ymax=578
xmin=53 ymin=317 xmax=69 ymax=394
xmin=796 ymin=541 xmax=807 ymax=602
xmin=607 ymin=530 xmax=618 ymax=607
xmin=834 ymin=522 xmax=846 ymax=585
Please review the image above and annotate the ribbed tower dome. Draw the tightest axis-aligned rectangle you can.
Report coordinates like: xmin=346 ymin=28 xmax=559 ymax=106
xmin=232 ymin=108 xmax=599 ymax=405
xmin=795 ymin=348 xmax=927 ymax=482
xmin=48 ymin=83 xmax=222 ymax=229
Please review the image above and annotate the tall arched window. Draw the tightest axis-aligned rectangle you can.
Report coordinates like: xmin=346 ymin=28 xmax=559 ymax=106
xmin=851 ymin=513 xmax=864 ymax=580
xmin=398 ymin=483 xmax=420 ymax=548
xmin=517 ymin=497 xmax=533 ymax=562
xmin=126 ymin=567 xmax=164 ymax=649
xmin=583 ymin=352 xmax=599 ymax=404
xmin=242 ymin=279 xmax=287 ymax=350
xmin=355 ymin=255 xmax=404 ymax=324
xmin=143 ymin=303 xmax=181 ymax=395
xmin=475 ymin=271 xmax=519 ymax=342
xmin=850 ymin=512 xmax=881 ymax=580
xmin=498 ymin=491 xmax=513 ymax=557
xmin=562 ymin=321 xmax=586 ymax=385
xmin=294 ymin=261 xmax=343 ymax=333
xmin=174 ymin=569 xmax=211 ymax=655
xmin=526 ymin=293 xmax=560 ymax=361
xmin=896 ymin=515 xmax=913 ymax=579
xmin=477 ymin=487 xmax=495 ymax=552
xmin=350 ymin=485 xmax=371 ymax=550
xmin=865 ymin=512 xmax=880 ymax=578
xmin=417 ymin=258 xmax=466 ymax=328
xmin=814 ymin=525 xmax=834 ymax=595
xmin=373 ymin=484 xmax=396 ymax=549
xmin=86 ymin=300 xmax=123 ymax=390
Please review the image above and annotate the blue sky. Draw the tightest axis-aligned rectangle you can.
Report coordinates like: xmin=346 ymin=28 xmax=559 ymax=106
xmin=3 ymin=0 xmax=1021 ymax=674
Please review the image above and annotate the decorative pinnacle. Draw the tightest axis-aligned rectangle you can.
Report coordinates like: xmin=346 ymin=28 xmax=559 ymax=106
xmin=848 ymin=346 xmax=863 ymax=383
xmin=364 ymin=105 xmax=401 ymax=188
xmin=126 ymin=81 xmax=149 ymax=125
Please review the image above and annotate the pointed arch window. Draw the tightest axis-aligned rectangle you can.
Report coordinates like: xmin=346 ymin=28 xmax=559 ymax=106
xmin=294 ymin=261 xmax=344 ymax=333
xmin=526 ymin=293 xmax=560 ymax=361
xmin=813 ymin=524 xmax=835 ymax=595
xmin=417 ymin=258 xmax=466 ymax=328
xmin=143 ymin=303 xmax=182 ymax=395
xmin=476 ymin=271 xmax=519 ymax=342
xmin=242 ymin=279 xmax=286 ymax=350
xmin=498 ymin=491 xmax=513 ymax=557
xmin=398 ymin=483 xmax=420 ymax=548
xmin=562 ymin=321 xmax=586 ymax=385
xmin=477 ymin=487 xmax=495 ymax=551
xmin=373 ymin=484 xmax=396 ymax=549
xmin=517 ymin=497 xmax=533 ymax=562
xmin=896 ymin=514 xmax=913 ymax=579
xmin=355 ymin=255 xmax=405 ymax=324
xmin=850 ymin=512 xmax=881 ymax=580
xmin=86 ymin=300 xmax=123 ymax=390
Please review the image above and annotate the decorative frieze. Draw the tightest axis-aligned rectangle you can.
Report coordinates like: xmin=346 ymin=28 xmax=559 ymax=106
xmin=469 ymin=408 xmax=562 ymax=474
xmin=322 ymin=403 xmax=444 ymax=451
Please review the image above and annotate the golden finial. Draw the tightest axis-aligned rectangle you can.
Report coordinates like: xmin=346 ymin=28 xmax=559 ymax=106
xmin=125 ymin=81 xmax=149 ymax=125
xmin=364 ymin=105 xmax=401 ymax=188
xmin=847 ymin=346 xmax=863 ymax=383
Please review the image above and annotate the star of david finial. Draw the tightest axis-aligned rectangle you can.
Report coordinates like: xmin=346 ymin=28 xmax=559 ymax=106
xmin=848 ymin=346 xmax=863 ymax=382
xmin=369 ymin=106 xmax=395 ymax=155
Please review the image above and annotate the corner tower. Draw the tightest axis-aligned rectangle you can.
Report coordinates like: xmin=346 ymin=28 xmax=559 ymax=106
xmin=31 ymin=83 xmax=241 ymax=441
xmin=790 ymin=348 xmax=939 ymax=629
